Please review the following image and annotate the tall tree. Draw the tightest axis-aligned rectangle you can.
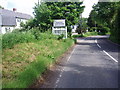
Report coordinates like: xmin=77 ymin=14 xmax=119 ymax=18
xmin=45 ymin=2 xmax=85 ymax=33
xmin=32 ymin=2 xmax=85 ymax=33
xmin=87 ymin=2 xmax=120 ymax=44
xmin=33 ymin=3 xmax=52 ymax=31
xmin=0 ymin=5 xmax=3 ymax=9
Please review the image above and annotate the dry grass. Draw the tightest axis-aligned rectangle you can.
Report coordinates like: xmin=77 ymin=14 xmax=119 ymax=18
xmin=2 ymin=39 xmax=74 ymax=88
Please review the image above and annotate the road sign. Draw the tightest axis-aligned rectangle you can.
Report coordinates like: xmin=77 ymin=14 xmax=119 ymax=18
xmin=53 ymin=19 xmax=65 ymax=27
xmin=52 ymin=19 xmax=67 ymax=38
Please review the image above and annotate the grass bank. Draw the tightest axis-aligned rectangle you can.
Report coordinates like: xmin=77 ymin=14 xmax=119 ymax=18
xmin=72 ymin=31 xmax=111 ymax=38
xmin=2 ymin=31 xmax=74 ymax=88
xmin=72 ymin=32 xmax=98 ymax=38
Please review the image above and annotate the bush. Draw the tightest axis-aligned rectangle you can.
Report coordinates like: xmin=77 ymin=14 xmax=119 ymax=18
xmin=84 ymin=32 xmax=98 ymax=37
xmin=73 ymin=39 xmax=77 ymax=44
xmin=29 ymin=28 xmax=41 ymax=40
xmin=2 ymin=32 xmax=35 ymax=49
xmin=57 ymin=34 xmax=64 ymax=40
xmin=72 ymin=34 xmax=83 ymax=38
xmin=2 ymin=28 xmax=59 ymax=49
xmin=97 ymin=26 xmax=110 ymax=35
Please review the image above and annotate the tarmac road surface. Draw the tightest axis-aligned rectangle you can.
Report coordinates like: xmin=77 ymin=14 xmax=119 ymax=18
xmin=40 ymin=35 xmax=119 ymax=88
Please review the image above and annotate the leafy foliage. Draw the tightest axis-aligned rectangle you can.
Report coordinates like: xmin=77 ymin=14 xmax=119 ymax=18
xmin=25 ymin=2 xmax=85 ymax=34
xmin=0 ymin=5 xmax=4 ymax=9
xmin=76 ymin=18 xmax=88 ymax=34
xmin=2 ymin=32 xmax=35 ymax=49
xmin=2 ymin=28 xmax=58 ymax=49
xmin=87 ymin=2 xmax=120 ymax=44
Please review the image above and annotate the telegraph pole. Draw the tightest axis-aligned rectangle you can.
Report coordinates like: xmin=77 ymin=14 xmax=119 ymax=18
xmin=95 ymin=21 xmax=97 ymax=32
xmin=38 ymin=0 xmax=39 ymax=5
xmin=79 ymin=14 xmax=83 ymax=34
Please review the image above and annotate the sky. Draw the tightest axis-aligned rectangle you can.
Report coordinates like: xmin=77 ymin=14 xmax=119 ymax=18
xmin=82 ymin=0 xmax=99 ymax=18
xmin=0 ymin=0 xmax=99 ymax=18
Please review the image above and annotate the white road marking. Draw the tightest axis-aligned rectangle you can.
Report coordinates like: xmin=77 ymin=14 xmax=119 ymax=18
xmin=95 ymin=39 xmax=118 ymax=63
xmin=97 ymin=44 xmax=101 ymax=48
xmin=56 ymin=79 xmax=60 ymax=84
xmin=95 ymin=39 xmax=101 ymax=48
xmin=67 ymin=46 xmax=76 ymax=62
xmin=95 ymin=39 xmax=97 ymax=43
xmin=55 ymin=46 xmax=76 ymax=88
xmin=103 ymin=50 xmax=118 ymax=63
xmin=55 ymin=85 xmax=58 ymax=88
xmin=62 ymin=67 xmax=65 ymax=71
xmin=59 ymin=74 xmax=62 ymax=77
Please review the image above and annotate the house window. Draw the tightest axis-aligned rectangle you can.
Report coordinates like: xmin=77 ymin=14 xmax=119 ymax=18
xmin=5 ymin=27 xmax=10 ymax=32
xmin=17 ymin=19 xmax=21 ymax=22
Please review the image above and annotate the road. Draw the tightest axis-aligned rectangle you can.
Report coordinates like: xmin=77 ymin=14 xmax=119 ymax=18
xmin=40 ymin=35 xmax=119 ymax=88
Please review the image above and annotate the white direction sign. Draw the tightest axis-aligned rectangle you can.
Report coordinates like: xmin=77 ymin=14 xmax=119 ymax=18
xmin=53 ymin=19 xmax=65 ymax=27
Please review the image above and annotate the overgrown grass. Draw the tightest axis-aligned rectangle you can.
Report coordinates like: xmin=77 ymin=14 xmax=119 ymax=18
xmin=83 ymin=32 xmax=98 ymax=37
xmin=2 ymin=31 xmax=74 ymax=88
xmin=2 ymin=32 xmax=35 ymax=49
xmin=72 ymin=34 xmax=83 ymax=38
xmin=72 ymin=32 xmax=98 ymax=38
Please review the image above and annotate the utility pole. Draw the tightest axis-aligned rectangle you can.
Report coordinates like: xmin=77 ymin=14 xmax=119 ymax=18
xmin=79 ymin=14 xmax=83 ymax=34
xmin=38 ymin=0 xmax=39 ymax=5
xmin=95 ymin=21 xmax=97 ymax=32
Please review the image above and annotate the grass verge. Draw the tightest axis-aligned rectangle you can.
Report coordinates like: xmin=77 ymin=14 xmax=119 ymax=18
xmin=72 ymin=32 xmax=98 ymax=38
xmin=83 ymin=32 xmax=98 ymax=37
xmin=2 ymin=34 xmax=74 ymax=88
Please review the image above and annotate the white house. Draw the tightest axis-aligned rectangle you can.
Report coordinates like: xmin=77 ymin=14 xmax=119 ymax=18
xmin=71 ymin=25 xmax=78 ymax=33
xmin=0 ymin=8 xmax=32 ymax=34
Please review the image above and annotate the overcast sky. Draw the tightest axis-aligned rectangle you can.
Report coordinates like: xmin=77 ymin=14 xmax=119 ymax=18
xmin=82 ymin=0 xmax=99 ymax=18
xmin=0 ymin=0 xmax=98 ymax=18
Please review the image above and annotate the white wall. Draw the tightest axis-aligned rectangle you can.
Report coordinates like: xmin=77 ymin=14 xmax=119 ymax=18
xmin=0 ymin=26 xmax=1 ymax=34
xmin=1 ymin=26 xmax=15 ymax=34
xmin=15 ymin=18 xmax=27 ymax=29
xmin=0 ymin=13 xmax=2 ymax=34
xmin=1 ymin=18 xmax=28 ymax=34
xmin=72 ymin=25 xmax=78 ymax=33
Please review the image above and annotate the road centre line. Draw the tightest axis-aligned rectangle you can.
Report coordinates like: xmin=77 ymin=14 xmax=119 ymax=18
xmin=103 ymin=50 xmax=118 ymax=63
xmin=95 ymin=39 xmax=118 ymax=63
xmin=95 ymin=39 xmax=97 ymax=43
xmin=97 ymin=44 xmax=101 ymax=48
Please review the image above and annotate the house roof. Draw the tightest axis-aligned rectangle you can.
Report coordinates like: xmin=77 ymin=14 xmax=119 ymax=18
xmin=0 ymin=9 xmax=32 ymax=26
xmin=2 ymin=16 xmax=16 ymax=26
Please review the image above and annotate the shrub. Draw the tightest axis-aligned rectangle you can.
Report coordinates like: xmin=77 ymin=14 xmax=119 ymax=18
xmin=29 ymin=28 xmax=41 ymax=40
xmin=2 ymin=32 xmax=35 ymax=49
xmin=84 ymin=32 xmax=98 ymax=37
xmin=2 ymin=28 xmax=59 ymax=49
xmin=57 ymin=34 xmax=64 ymax=40
xmin=72 ymin=34 xmax=83 ymax=38
xmin=97 ymin=26 xmax=110 ymax=35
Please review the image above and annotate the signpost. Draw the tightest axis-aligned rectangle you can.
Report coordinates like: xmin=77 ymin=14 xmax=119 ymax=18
xmin=52 ymin=19 xmax=67 ymax=39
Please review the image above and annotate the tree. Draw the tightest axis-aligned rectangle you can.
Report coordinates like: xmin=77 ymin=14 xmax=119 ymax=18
xmin=87 ymin=2 xmax=120 ymax=43
xmin=0 ymin=5 xmax=4 ymax=9
xmin=33 ymin=3 xmax=52 ymax=32
xmin=31 ymin=2 xmax=85 ymax=33
xmin=45 ymin=2 xmax=85 ymax=33
xmin=87 ymin=10 xmax=97 ymax=28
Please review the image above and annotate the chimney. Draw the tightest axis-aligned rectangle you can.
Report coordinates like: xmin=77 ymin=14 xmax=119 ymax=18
xmin=13 ymin=8 xmax=17 ymax=12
